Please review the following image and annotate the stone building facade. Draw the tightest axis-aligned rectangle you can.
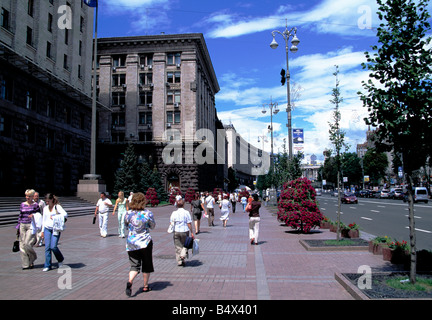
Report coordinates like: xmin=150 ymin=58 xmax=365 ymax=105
xmin=95 ymin=34 xmax=225 ymax=194
xmin=0 ymin=0 xmax=98 ymax=195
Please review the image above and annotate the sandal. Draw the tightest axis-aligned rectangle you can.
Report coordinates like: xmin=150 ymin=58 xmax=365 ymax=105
xmin=143 ymin=286 xmax=152 ymax=292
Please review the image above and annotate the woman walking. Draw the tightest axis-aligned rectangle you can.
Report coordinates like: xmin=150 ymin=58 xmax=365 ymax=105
xmin=219 ymin=195 xmax=231 ymax=228
xmin=41 ymin=193 xmax=68 ymax=271
xmin=124 ymin=192 xmax=155 ymax=296
xmin=190 ymin=192 xmax=204 ymax=234
xmin=247 ymin=194 xmax=261 ymax=245
xmin=112 ymin=191 xmax=128 ymax=238
xmin=170 ymin=199 xmax=194 ymax=267
xmin=16 ymin=189 xmax=40 ymax=269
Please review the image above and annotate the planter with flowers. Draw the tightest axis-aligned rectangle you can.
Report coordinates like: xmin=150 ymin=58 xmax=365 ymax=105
xmin=369 ymin=236 xmax=391 ymax=255
xmin=383 ymin=240 xmax=410 ymax=264
xmin=277 ymin=177 xmax=323 ymax=233
xmin=184 ymin=188 xmax=196 ymax=203
xmin=341 ymin=223 xmax=360 ymax=238
xmin=320 ymin=216 xmax=331 ymax=229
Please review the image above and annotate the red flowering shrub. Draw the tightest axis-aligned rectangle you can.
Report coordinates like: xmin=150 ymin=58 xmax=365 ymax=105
xmin=212 ymin=188 xmax=223 ymax=201
xmin=184 ymin=188 xmax=196 ymax=203
xmin=146 ymin=187 xmax=159 ymax=207
xmin=277 ymin=177 xmax=323 ymax=233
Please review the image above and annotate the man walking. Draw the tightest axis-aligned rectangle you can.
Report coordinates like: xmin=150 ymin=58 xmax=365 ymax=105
xmin=204 ymin=192 xmax=215 ymax=227
xmin=94 ymin=192 xmax=112 ymax=237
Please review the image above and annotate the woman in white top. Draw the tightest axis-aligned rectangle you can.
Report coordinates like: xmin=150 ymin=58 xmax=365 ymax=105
xmin=41 ymin=193 xmax=67 ymax=272
xmin=219 ymin=195 xmax=231 ymax=227
xmin=112 ymin=191 xmax=128 ymax=238
xmin=169 ymin=199 xmax=194 ymax=267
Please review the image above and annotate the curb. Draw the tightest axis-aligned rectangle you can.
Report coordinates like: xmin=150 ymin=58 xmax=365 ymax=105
xmin=334 ymin=272 xmax=370 ymax=300
xmin=299 ymin=239 xmax=370 ymax=251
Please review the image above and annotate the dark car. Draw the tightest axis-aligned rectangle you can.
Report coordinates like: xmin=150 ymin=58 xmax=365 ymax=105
xmin=359 ymin=190 xmax=368 ymax=198
xmin=341 ymin=192 xmax=358 ymax=204
xmin=393 ymin=189 xmax=404 ymax=200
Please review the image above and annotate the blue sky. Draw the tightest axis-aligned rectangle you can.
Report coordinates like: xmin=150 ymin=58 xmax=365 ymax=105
xmin=94 ymin=0 xmax=431 ymax=163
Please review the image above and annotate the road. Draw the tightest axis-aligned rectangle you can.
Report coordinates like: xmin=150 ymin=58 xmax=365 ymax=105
xmin=317 ymin=194 xmax=432 ymax=251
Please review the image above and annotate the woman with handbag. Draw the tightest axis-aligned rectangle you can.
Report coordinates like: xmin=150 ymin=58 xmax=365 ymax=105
xmin=16 ymin=189 xmax=40 ymax=270
xmin=170 ymin=199 xmax=194 ymax=267
xmin=124 ymin=192 xmax=155 ymax=296
xmin=41 ymin=193 xmax=67 ymax=272
xmin=190 ymin=192 xmax=204 ymax=234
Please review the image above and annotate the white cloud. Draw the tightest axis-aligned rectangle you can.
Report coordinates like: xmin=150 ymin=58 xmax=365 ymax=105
xmin=205 ymin=0 xmax=379 ymax=39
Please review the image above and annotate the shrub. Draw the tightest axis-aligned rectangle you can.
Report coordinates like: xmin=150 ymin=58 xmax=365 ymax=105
xmin=145 ymin=187 xmax=159 ymax=207
xmin=277 ymin=177 xmax=323 ymax=233
xmin=185 ymin=188 xmax=196 ymax=203
xmin=169 ymin=187 xmax=181 ymax=205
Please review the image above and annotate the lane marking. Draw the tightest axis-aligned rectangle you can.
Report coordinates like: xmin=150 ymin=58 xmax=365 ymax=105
xmin=370 ymin=210 xmax=380 ymax=213
xmin=361 ymin=217 xmax=373 ymax=221
xmin=405 ymin=227 xmax=431 ymax=234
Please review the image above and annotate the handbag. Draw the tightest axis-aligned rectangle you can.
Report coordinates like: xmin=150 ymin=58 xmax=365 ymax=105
xmin=167 ymin=223 xmax=174 ymax=233
xmin=245 ymin=202 xmax=252 ymax=212
xmin=12 ymin=237 xmax=19 ymax=253
xmin=183 ymin=236 xmax=194 ymax=249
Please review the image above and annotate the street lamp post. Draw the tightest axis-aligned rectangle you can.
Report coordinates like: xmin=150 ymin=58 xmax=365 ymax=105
xmin=261 ymin=98 xmax=279 ymax=164
xmin=261 ymin=99 xmax=279 ymax=206
xmin=270 ymin=20 xmax=300 ymax=160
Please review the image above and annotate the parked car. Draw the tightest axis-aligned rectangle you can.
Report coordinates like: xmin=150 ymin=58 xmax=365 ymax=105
xmin=392 ymin=188 xmax=404 ymax=200
xmin=341 ymin=192 xmax=358 ymax=204
xmin=358 ymin=190 xmax=368 ymax=198
xmin=379 ymin=189 xmax=390 ymax=198
xmin=315 ymin=188 xmax=322 ymax=196
xmin=403 ymin=187 xmax=429 ymax=203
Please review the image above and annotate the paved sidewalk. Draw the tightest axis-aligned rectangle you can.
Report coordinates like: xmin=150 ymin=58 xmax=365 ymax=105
xmin=0 ymin=202 xmax=391 ymax=301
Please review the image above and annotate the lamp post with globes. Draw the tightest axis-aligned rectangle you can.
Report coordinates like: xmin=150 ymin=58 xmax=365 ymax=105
xmin=270 ymin=20 xmax=300 ymax=160
xmin=261 ymin=99 xmax=279 ymax=165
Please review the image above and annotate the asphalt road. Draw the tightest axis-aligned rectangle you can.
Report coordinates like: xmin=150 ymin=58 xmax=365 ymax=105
xmin=317 ymin=193 xmax=432 ymax=251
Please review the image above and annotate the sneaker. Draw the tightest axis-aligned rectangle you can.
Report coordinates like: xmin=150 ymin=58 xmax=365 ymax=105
xmin=58 ymin=261 xmax=63 ymax=268
xmin=125 ymin=282 xmax=132 ymax=297
xmin=43 ymin=267 xmax=50 ymax=272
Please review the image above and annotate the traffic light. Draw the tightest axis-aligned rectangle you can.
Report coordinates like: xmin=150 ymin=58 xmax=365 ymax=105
xmin=280 ymin=69 xmax=286 ymax=86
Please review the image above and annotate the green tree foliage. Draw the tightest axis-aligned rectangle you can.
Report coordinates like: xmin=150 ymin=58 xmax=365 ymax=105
xmin=358 ymin=0 xmax=432 ymax=283
xmin=363 ymin=149 xmax=388 ymax=185
xmin=114 ymin=143 xmax=139 ymax=195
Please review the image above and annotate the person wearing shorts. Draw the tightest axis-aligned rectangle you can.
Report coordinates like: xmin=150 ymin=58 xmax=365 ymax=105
xmin=124 ymin=192 xmax=155 ymax=296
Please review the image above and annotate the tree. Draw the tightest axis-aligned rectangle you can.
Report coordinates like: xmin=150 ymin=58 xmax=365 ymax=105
xmin=358 ymin=0 xmax=432 ymax=283
xmin=363 ymin=149 xmax=388 ymax=185
xmin=328 ymin=66 xmax=350 ymax=241
xmin=227 ymin=167 xmax=239 ymax=192
xmin=113 ymin=143 xmax=139 ymax=195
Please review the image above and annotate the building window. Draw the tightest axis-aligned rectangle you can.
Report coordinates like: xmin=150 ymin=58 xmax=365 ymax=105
xmin=112 ymin=74 xmax=126 ymax=86
xmin=25 ymin=123 xmax=36 ymax=144
xmin=28 ymin=0 xmax=34 ymax=17
xmin=46 ymin=98 xmax=56 ymax=118
xmin=167 ymin=72 xmax=181 ymax=84
xmin=111 ymin=132 xmax=125 ymax=143
xmin=139 ymin=73 xmax=152 ymax=85
xmin=167 ymin=90 xmax=180 ymax=105
xmin=0 ymin=76 xmax=13 ymax=101
xmin=65 ymin=29 xmax=69 ymax=45
xmin=139 ymin=54 xmax=153 ymax=67
xmin=167 ymin=111 xmax=181 ymax=124
xmin=167 ymin=53 xmax=181 ymax=65
xmin=26 ymin=26 xmax=33 ymax=46
xmin=78 ymin=40 xmax=82 ymax=56
xmin=63 ymin=135 xmax=71 ymax=153
xmin=112 ymin=112 xmax=125 ymax=127
xmin=138 ymin=132 xmax=152 ymax=142
xmin=48 ymin=13 xmax=53 ymax=32
xmin=46 ymin=42 xmax=52 ymax=59
xmin=0 ymin=114 xmax=12 ymax=138
xmin=112 ymin=55 xmax=126 ymax=67
xmin=26 ymin=90 xmax=35 ymax=110
xmin=46 ymin=130 xmax=55 ymax=149
xmin=1 ymin=8 xmax=10 ymax=30
xmin=139 ymin=91 xmax=153 ymax=105
xmin=79 ymin=113 xmax=85 ymax=130
xmin=112 ymin=92 xmax=126 ymax=106
xmin=139 ymin=112 xmax=152 ymax=125
xmin=63 ymin=54 xmax=69 ymax=70
xmin=64 ymin=106 xmax=72 ymax=124
xmin=78 ymin=65 xmax=82 ymax=79
xmin=80 ymin=16 xmax=84 ymax=32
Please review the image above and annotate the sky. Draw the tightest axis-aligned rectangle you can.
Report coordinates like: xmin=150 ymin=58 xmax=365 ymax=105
xmin=93 ymin=0 xmax=431 ymax=164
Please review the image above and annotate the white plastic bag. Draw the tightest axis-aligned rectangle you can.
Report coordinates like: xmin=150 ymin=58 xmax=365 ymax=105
xmin=192 ymin=238 xmax=199 ymax=256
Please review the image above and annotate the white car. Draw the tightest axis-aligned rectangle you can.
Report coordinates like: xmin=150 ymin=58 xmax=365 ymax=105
xmin=315 ymin=188 xmax=322 ymax=196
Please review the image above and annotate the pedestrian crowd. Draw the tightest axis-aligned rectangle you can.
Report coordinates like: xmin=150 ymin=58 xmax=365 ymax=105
xmin=15 ymin=187 xmax=261 ymax=297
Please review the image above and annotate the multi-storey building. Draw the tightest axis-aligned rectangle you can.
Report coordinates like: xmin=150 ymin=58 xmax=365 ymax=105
xmin=95 ymin=33 xmax=225 ymax=193
xmin=0 ymin=0 xmax=98 ymax=195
